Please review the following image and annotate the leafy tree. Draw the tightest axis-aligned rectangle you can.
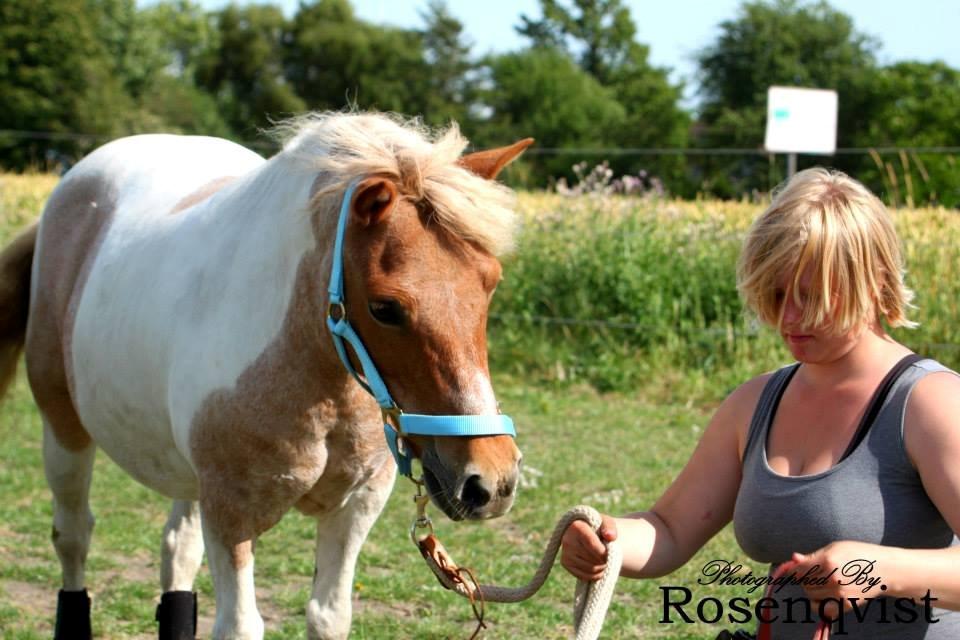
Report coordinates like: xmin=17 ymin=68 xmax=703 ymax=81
xmin=139 ymin=0 xmax=219 ymax=78
xmin=0 ymin=0 xmax=137 ymax=167
xmin=852 ymin=62 xmax=960 ymax=207
xmin=517 ymin=0 xmax=637 ymax=84
xmin=89 ymin=0 xmax=170 ymax=99
xmin=284 ymin=0 xmax=429 ymax=115
xmin=196 ymin=4 xmax=305 ymax=137
xmin=694 ymin=0 xmax=878 ymax=195
xmin=514 ymin=0 xmax=689 ymax=189
xmin=140 ymin=74 xmax=233 ymax=139
xmin=417 ymin=1 xmax=477 ymax=126
xmin=479 ymin=47 xmax=626 ymax=185
xmin=134 ymin=0 xmax=232 ymax=138
xmin=601 ymin=42 xmax=689 ymax=190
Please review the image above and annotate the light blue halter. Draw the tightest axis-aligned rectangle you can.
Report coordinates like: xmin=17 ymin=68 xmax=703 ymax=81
xmin=326 ymin=181 xmax=516 ymax=478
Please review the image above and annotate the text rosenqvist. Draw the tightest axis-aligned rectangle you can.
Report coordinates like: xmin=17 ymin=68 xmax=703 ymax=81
xmin=657 ymin=559 xmax=940 ymax=635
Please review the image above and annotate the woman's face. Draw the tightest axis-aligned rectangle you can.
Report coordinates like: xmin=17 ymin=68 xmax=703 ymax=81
xmin=775 ymin=268 xmax=865 ymax=364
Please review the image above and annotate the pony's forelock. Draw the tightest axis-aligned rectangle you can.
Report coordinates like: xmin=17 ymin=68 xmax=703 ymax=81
xmin=273 ymin=112 xmax=517 ymax=255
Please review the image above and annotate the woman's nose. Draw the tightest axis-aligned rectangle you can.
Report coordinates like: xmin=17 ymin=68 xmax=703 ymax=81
xmin=782 ymin=295 xmax=802 ymax=325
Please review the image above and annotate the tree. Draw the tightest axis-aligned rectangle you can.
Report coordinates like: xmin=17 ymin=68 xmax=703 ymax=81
xmin=134 ymin=0 xmax=232 ymax=138
xmin=139 ymin=0 xmax=219 ymax=78
xmin=284 ymin=0 xmax=430 ymax=115
xmin=196 ymin=4 xmax=305 ymax=138
xmin=0 ymin=0 xmax=137 ymax=167
xmin=513 ymin=0 xmax=689 ymax=189
xmin=89 ymin=0 xmax=170 ymax=100
xmin=694 ymin=0 xmax=878 ymax=195
xmin=600 ymin=42 xmax=689 ymax=190
xmin=417 ymin=1 xmax=476 ymax=126
xmin=517 ymin=0 xmax=638 ymax=84
xmin=851 ymin=62 xmax=960 ymax=208
xmin=479 ymin=47 xmax=626 ymax=185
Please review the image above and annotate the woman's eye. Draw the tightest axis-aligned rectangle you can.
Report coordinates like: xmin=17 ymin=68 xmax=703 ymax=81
xmin=368 ymin=299 xmax=406 ymax=326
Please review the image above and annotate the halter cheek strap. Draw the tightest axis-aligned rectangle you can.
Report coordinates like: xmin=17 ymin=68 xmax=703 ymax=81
xmin=326 ymin=180 xmax=516 ymax=478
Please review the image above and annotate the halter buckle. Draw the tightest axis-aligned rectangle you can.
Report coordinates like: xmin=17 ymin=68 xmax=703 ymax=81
xmin=328 ymin=301 xmax=346 ymax=322
xmin=382 ymin=405 xmax=410 ymax=458
xmin=381 ymin=405 xmax=402 ymax=428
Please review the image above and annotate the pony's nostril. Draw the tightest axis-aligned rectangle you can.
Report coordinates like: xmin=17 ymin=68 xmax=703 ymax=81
xmin=461 ymin=474 xmax=491 ymax=509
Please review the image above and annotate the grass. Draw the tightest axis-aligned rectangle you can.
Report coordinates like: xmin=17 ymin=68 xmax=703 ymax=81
xmin=1 ymin=174 xmax=958 ymax=638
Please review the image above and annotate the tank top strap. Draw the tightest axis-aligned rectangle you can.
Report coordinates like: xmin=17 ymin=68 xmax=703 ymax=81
xmin=742 ymin=364 xmax=800 ymax=461
xmin=871 ymin=358 xmax=955 ymax=451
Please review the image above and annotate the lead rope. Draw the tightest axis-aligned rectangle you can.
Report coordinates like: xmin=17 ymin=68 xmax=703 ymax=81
xmin=412 ymin=493 xmax=622 ymax=640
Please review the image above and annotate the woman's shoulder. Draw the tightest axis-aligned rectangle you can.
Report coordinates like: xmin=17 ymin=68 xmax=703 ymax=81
xmin=722 ymin=366 xmax=793 ymax=414
xmin=717 ymin=369 xmax=784 ymax=454
xmin=905 ymin=362 xmax=960 ymax=441
xmin=902 ymin=361 xmax=960 ymax=467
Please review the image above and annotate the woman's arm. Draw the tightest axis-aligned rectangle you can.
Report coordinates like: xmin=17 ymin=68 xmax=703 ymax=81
xmin=561 ymin=374 xmax=769 ymax=580
xmin=879 ymin=370 xmax=960 ymax=608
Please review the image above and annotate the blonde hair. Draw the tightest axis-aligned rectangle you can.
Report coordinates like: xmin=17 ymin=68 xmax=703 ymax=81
xmin=737 ymin=167 xmax=916 ymax=334
xmin=273 ymin=111 xmax=517 ymax=255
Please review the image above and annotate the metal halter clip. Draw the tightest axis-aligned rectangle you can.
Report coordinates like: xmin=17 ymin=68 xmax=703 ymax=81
xmin=381 ymin=405 xmax=402 ymax=427
xmin=409 ymin=477 xmax=434 ymax=544
xmin=327 ymin=301 xmax=346 ymax=322
xmin=381 ymin=405 xmax=406 ymax=453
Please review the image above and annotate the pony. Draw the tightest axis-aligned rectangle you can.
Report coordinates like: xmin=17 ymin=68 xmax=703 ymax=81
xmin=0 ymin=112 xmax=532 ymax=639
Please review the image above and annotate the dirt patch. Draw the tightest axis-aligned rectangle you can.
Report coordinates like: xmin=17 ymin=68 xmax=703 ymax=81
xmin=2 ymin=579 xmax=56 ymax=636
xmin=353 ymin=594 xmax=421 ymax=619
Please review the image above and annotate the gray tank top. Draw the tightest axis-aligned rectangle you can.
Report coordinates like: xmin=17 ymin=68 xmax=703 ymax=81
xmin=734 ymin=358 xmax=960 ymax=639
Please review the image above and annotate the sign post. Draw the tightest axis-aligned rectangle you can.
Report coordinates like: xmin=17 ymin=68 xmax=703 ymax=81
xmin=764 ymin=86 xmax=838 ymax=179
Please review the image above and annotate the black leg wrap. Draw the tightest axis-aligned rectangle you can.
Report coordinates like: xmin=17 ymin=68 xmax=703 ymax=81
xmin=54 ymin=589 xmax=92 ymax=640
xmin=156 ymin=591 xmax=197 ymax=640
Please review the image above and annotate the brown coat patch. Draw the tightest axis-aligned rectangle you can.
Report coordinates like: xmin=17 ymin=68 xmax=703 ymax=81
xmin=25 ymin=176 xmax=118 ymax=451
xmin=169 ymin=177 xmax=237 ymax=215
xmin=189 ymin=244 xmax=390 ymax=546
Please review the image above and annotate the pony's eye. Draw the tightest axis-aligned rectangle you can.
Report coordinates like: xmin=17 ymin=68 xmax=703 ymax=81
xmin=368 ymin=299 xmax=406 ymax=327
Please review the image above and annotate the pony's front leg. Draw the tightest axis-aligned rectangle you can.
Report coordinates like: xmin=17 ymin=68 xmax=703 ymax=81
xmin=157 ymin=500 xmax=204 ymax=639
xmin=201 ymin=522 xmax=263 ymax=640
xmin=306 ymin=460 xmax=396 ymax=640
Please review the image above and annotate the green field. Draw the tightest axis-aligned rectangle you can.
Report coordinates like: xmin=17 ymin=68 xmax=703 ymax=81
xmin=1 ymin=175 xmax=958 ymax=638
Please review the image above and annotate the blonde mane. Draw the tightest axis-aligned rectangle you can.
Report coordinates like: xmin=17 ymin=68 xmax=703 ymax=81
xmin=275 ymin=112 xmax=517 ymax=255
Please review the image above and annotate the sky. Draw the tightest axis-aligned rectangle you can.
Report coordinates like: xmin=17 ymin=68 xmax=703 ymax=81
xmin=186 ymin=0 xmax=959 ymax=104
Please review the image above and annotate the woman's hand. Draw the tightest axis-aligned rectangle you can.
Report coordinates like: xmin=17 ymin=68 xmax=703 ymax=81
xmin=791 ymin=541 xmax=885 ymax=619
xmin=560 ymin=514 xmax=618 ymax=581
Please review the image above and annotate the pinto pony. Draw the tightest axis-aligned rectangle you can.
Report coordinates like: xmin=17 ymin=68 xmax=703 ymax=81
xmin=0 ymin=113 xmax=531 ymax=639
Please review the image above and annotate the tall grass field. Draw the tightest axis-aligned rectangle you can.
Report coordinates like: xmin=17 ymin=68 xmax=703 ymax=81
xmin=1 ymin=174 xmax=958 ymax=639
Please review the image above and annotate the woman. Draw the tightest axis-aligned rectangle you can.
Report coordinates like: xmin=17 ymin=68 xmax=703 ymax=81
xmin=561 ymin=168 xmax=960 ymax=638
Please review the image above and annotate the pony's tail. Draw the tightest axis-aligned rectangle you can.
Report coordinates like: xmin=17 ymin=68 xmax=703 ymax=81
xmin=0 ymin=222 xmax=37 ymax=401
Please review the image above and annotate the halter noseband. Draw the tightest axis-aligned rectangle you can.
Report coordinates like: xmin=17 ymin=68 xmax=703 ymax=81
xmin=326 ymin=180 xmax=516 ymax=478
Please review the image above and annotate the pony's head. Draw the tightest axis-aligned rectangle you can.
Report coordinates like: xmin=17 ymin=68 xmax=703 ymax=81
xmin=284 ymin=114 xmax=530 ymax=520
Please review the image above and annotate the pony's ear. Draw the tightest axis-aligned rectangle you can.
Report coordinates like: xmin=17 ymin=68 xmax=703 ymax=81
xmin=458 ymin=138 xmax=534 ymax=180
xmin=352 ymin=177 xmax=398 ymax=227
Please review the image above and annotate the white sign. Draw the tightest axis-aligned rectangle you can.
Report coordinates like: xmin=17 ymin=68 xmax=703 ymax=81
xmin=764 ymin=86 xmax=838 ymax=154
